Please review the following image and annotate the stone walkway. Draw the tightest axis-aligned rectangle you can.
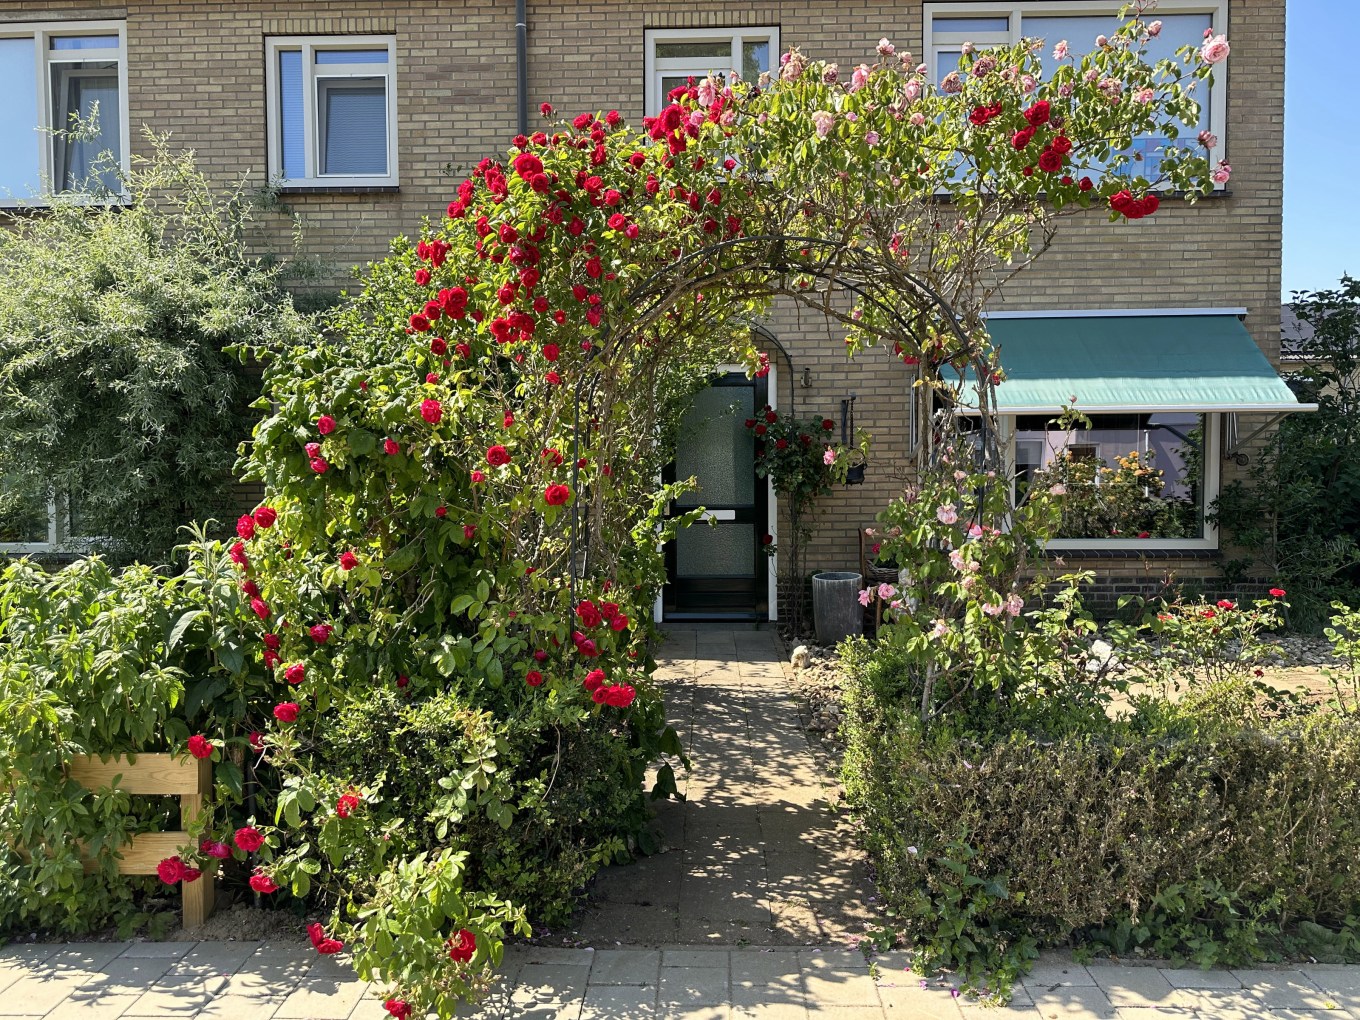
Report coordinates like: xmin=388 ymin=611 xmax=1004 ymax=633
xmin=4 ymin=626 xmax=1360 ymax=1019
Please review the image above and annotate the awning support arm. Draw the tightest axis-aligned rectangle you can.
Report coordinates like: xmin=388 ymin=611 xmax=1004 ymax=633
xmin=1222 ymin=412 xmax=1290 ymax=465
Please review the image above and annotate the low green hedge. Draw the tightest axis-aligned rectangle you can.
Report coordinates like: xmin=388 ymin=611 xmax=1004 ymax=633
xmin=842 ymin=643 xmax=1360 ymax=994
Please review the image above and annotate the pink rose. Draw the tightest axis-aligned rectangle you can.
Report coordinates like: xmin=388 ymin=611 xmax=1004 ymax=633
xmin=1200 ymin=34 xmax=1230 ymax=64
xmin=936 ymin=504 xmax=959 ymax=525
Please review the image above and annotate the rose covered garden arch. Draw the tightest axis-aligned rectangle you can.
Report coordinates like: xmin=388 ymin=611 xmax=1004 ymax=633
xmin=198 ymin=12 xmax=1229 ymax=1017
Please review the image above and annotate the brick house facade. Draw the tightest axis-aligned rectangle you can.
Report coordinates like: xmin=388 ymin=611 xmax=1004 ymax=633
xmin=0 ymin=0 xmax=1295 ymax=619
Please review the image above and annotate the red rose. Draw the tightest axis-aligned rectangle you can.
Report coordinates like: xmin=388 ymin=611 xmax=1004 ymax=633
xmin=1051 ymin=134 xmax=1072 ymax=155
xmin=263 ymin=632 xmax=281 ymax=651
xmin=1269 ymin=588 xmax=1286 ymax=598
xmin=545 ymin=483 xmax=571 ymax=506
xmin=1023 ymin=100 xmax=1051 ymax=126
xmin=526 ymin=670 xmax=544 ymax=687
xmin=610 ymin=614 xmax=629 ymax=632
xmin=455 ymin=342 xmax=472 ymax=358
xmin=308 ymin=923 xmax=344 ymax=955
xmin=1011 ymin=127 xmax=1035 ymax=150
xmin=775 ymin=438 xmax=788 ymax=450
xmin=421 ymin=398 xmax=443 ymax=424
xmin=309 ymin=457 xmax=329 ymax=474
xmin=253 ymin=506 xmax=277 ymax=529
xmin=584 ymin=668 xmax=606 ymax=691
xmin=543 ymin=343 xmax=560 ymax=362
xmin=284 ymin=663 xmax=305 ymax=685
xmin=513 ymin=152 xmax=544 ymax=180
xmin=336 ymin=791 xmax=361 ymax=819
xmin=409 ymin=313 xmax=430 ymax=332
xmin=385 ymin=1000 xmax=413 ymax=1020
xmin=605 ymin=684 xmax=636 ymax=708
xmin=592 ymin=687 xmax=609 ymax=704
xmin=447 ymin=929 xmax=477 ymax=963
xmin=430 ymin=336 xmax=448 ymax=355
xmin=754 ymin=424 xmax=767 ymax=436
xmin=273 ymin=702 xmax=300 ymax=723
xmin=487 ymin=445 xmax=511 ymax=466
xmin=309 ymin=624 xmax=333 ymax=644
xmin=585 ymin=257 xmax=603 ymax=279
xmin=540 ymin=102 xmax=553 ymax=117
xmin=187 ymin=735 xmax=214 ymax=759
xmin=1037 ymin=149 xmax=1064 ymax=173
xmin=263 ymin=650 xmax=281 ymax=669
xmin=463 ymin=524 xmax=476 ymax=540
xmin=763 ymin=533 xmax=774 ymax=545
xmin=969 ymin=105 xmax=991 ymax=126
xmin=822 ymin=418 xmax=835 ymax=430
xmin=306 ymin=442 xmax=322 ymax=458
xmin=435 ymin=505 xmax=448 ymax=518
xmin=234 ymin=826 xmax=265 ymax=853
xmin=384 ymin=438 xmax=400 ymax=455
xmin=236 ymin=515 xmax=256 ymax=540
xmin=340 ymin=551 xmax=359 ymax=571
xmin=249 ymin=871 xmax=279 ymax=894
xmin=200 ymin=839 xmax=231 ymax=859
xmin=157 ymin=856 xmax=188 ymax=885
xmin=1079 ymin=176 xmax=1094 ymax=191
xmin=1216 ymin=599 xmax=1237 ymax=610
xmin=317 ymin=415 xmax=337 ymax=435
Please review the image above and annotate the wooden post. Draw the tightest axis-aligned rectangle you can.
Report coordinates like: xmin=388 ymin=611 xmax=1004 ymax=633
xmin=67 ymin=752 xmax=216 ymax=930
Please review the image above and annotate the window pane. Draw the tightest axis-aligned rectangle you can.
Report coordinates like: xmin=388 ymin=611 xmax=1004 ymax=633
xmin=937 ymin=50 xmax=962 ymax=83
xmin=932 ymin=16 xmax=1009 ymax=34
xmin=741 ymin=39 xmax=770 ymax=80
xmin=319 ymin=79 xmax=387 ymax=175
xmin=655 ymin=40 xmax=732 ymax=60
xmin=0 ymin=38 xmax=40 ymax=199
xmin=50 ymin=61 xmax=121 ymax=192
xmin=1017 ymin=413 xmax=1205 ymax=540
xmin=661 ymin=75 xmax=691 ymax=99
xmin=50 ymin=35 xmax=119 ymax=50
xmin=315 ymin=49 xmax=388 ymax=64
xmin=0 ymin=472 xmax=50 ymax=544
xmin=277 ymin=49 xmax=304 ymax=179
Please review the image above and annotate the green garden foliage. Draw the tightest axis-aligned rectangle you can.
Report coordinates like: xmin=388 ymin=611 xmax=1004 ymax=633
xmin=0 ymin=136 xmax=310 ymax=561
xmin=1213 ymin=276 xmax=1360 ymax=628
xmin=841 ymin=595 xmax=1360 ymax=1001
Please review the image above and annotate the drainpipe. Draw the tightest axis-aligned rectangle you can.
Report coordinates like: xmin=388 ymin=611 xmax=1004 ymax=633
xmin=516 ymin=0 xmax=528 ymax=137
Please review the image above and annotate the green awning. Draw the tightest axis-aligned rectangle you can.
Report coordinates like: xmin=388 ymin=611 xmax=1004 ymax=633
xmin=970 ymin=314 xmax=1313 ymax=414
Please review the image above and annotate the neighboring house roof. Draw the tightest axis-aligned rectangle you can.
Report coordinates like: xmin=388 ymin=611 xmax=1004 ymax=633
xmin=1281 ymin=303 xmax=1315 ymax=361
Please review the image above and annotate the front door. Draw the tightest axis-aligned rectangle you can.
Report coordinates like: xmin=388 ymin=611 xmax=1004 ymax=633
xmin=663 ymin=372 xmax=769 ymax=620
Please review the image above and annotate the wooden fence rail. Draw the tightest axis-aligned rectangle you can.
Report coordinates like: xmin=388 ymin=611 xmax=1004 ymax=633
xmin=66 ymin=753 xmax=215 ymax=929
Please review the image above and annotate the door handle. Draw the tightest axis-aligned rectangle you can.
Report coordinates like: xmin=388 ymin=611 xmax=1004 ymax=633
xmin=698 ymin=509 xmax=737 ymax=522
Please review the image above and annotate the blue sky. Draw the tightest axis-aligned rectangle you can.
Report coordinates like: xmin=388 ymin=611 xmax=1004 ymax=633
xmin=1283 ymin=0 xmax=1360 ymax=297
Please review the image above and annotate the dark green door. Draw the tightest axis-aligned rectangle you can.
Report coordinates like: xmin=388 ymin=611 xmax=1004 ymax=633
xmin=663 ymin=372 xmax=769 ymax=620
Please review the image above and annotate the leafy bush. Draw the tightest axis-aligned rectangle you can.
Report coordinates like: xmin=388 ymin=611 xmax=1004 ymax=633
xmin=1212 ymin=276 xmax=1360 ymax=628
xmin=842 ymin=592 xmax=1360 ymax=1000
xmin=0 ymin=135 xmax=310 ymax=561
xmin=0 ymin=548 xmax=247 ymax=936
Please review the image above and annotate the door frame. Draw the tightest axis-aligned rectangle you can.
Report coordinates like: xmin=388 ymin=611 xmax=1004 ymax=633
xmin=654 ymin=363 xmax=779 ymax=623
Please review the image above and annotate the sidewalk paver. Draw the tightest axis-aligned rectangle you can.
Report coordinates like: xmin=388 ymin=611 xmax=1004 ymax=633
xmin=6 ymin=629 xmax=1360 ymax=1019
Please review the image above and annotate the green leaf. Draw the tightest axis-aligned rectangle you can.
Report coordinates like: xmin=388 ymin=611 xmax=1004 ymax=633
xmin=215 ymin=759 xmax=244 ymax=800
xmin=166 ymin=610 xmax=205 ymax=652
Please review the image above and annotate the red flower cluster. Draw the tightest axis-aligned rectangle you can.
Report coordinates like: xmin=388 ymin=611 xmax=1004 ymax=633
xmin=273 ymin=702 xmax=300 ymax=723
xmin=187 ymin=734 xmax=214 ymax=759
xmin=1269 ymin=587 xmax=1287 ymax=598
xmin=576 ymin=598 xmax=629 ymax=632
xmin=308 ymin=923 xmax=344 ymax=955
xmin=487 ymin=444 xmax=512 ymax=466
xmin=336 ymin=790 xmax=361 ymax=819
xmin=545 ymin=483 xmax=571 ymax=506
xmin=525 ymin=669 xmax=544 ymax=687
xmin=384 ymin=1001 xmax=413 ymax=1020
xmin=234 ymin=826 xmax=265 ymax=853
xmin=200 ymin=839 xmax=231 ymax=860
xmin=249 ymin=870 xmax=279 ymax=894
xmin=284 ymin=663 xmax=305 ymax=685
xmin=309 ymin=623 xmax=333 ymax=644
xmin=1109 ymin=189 xmax=1160 ymax=219
xmin=447 ymin=928 xmax=477 ymax=963
xmin=156 ymin=855 xmax=202 ymax=885
xmin=339 ymin=551 xmax=359 ymax=571
xmin=968 ymin=101 xmax=1003 ymax=126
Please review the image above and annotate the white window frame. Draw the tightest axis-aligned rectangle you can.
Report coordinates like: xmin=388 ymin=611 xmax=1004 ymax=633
xmin=264 ymin=35 xmax=399 ymax=188
xmin=923 ymin=1 xmax=1229 ymax=182
xmin=643 ymin=26 xmax=780 ymax=118
xmin=0 ymin=20 xmax=130 ymax=207
xmin=1001 ymin=410 xmax=1221 ymax=551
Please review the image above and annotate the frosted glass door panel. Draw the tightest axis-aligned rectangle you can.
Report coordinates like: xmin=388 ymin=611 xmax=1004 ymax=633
xmin=676 ymin=521 xmax=755 ymax=579
xmin=674 ymin=387 xmax=754 ymax=508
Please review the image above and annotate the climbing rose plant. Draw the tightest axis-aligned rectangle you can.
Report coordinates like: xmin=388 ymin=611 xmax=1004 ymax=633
xmin=149 ymin=10 xmax=1226 ymax=1016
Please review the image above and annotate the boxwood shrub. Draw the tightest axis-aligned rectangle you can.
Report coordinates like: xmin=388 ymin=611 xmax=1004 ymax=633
xmin=841 ymin=642 xmax=1360 ymax=996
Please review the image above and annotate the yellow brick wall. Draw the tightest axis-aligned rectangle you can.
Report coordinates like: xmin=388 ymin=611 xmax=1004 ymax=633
xmin=0 ymin=0 xmax=1284 ymax=601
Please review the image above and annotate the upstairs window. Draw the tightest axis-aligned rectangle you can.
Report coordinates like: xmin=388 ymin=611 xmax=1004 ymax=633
xmin=924 ymin=2 xmax=1228 ymax=181
xmin=644 ymin=27 xmax=780 ymax=117
xmin=0 ymin=21 xmax=128 ymax=205
xmin=265 ymin=36 xmax=398 ymax=188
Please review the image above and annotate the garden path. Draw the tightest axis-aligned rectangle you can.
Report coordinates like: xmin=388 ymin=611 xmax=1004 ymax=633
xmin=6 ymin=628 xmax=1360 ymax=1018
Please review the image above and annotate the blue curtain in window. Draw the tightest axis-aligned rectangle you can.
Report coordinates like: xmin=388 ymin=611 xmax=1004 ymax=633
xmin=320 ymin=83 xmax=387 ymax=175
xmin=277 ymin=50 xmax=304 ymax=180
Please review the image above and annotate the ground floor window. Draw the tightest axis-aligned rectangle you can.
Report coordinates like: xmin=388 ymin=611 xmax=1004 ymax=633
xmin=1012 ymin=411 xmax=1215 ymax=545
